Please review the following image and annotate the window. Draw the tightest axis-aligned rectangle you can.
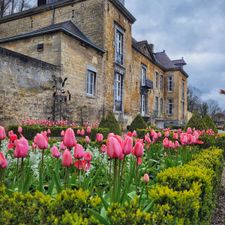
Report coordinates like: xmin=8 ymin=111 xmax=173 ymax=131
xmin=115 ymin=26 xmax=124 ymax=65
xmin=141 ymin=65 xmax=147 ymax=86
xmin=155 ymin=72 xmax=159 ymax=89
xmin=141 ymin=94 xmax=146 ymax=116
xmin=160 ymin=98 xmax=163 ymax=115
xmin=182 ymin=101 xmax=185 ymax=119
xmin=154 ymin=96 xmax=159 ymax=116
xmin=160 ymin=75 xmax=163 ymax=90
xmin=168 ymin=75 xmax=174 ymax=92
xmin=168 ymin=98 xmax=174 ymax=115
xmin=182 ymin=80 xmax=185 ymax=100
xmin=86 ymin=70 xmax=96 ymax=96
xmin=37 ymin=43 xmax=44 ymax=52
xmin=114 ymin=73 xmax=123 ymax=111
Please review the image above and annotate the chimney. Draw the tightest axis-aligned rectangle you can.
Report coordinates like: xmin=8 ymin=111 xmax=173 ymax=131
xmin=148 ymin=44 xmax=154 ymax=52
xmin=38 ymin=0 xmax=47 ymax=6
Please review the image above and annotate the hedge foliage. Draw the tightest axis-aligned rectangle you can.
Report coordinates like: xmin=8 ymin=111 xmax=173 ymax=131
xmin=129 ymin=114 xmax=147 ymax=131
xmin=99 ymin=111 xmax=121 ymax=135
xmin=150 ymin=148 xmax=224 ymax=225
xmin=0 ymin=187 xmax=101 ymax=225
xmin=203 ymin=115 xmax=218 ymax=133
xmin=186 ymin=113 xmax=207 ymax=131
xmin=7 ymin=125 xmax=110 ymax=141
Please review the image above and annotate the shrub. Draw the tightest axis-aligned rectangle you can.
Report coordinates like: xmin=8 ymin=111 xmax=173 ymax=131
xmin=99 ymin=111 xmax=121 ymax=135
xmin=186 ymin=113 xmax=207 ymax=131
xmin=203 ymin=115 xmax=218 ymax=133
xmin=7 ymin=125 xmax=110 ymax=141
xmin=0 ymin=187 xmax=101 ymax=225
xmin=129 ymin=114 xmax=147 ymax=131
xmin=151 ymin=148 xmax=224 ymax=225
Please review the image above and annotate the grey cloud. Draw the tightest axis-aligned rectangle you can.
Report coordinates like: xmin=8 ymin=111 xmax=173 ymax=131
xmin=126 ymin=0 xmax=225 ymax=108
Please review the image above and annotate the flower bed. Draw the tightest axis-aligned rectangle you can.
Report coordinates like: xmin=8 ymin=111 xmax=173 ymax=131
xmin=0 ymin=125 xmax=223 ymax=224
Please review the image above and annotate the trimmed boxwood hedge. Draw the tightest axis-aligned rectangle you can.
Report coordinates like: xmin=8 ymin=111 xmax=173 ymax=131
xmin=186 ymin=113 xmax=207 ymax=131
xmin=129 ymin=114 xmax=147 ymax=131
xmin=8 ymin=125 xmax=110 ymax=141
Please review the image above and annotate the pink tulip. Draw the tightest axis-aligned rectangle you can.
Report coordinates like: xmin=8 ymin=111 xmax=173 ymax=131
xmin=14 ymin=137 xmax=29 ymax=158
xmin=74 ymin=144 xmax=85 ymax=159
xmin=137 ymin=157 xmax=142 ymax=165
xmin=164 ymin=130 xmax=170 ymax=138
xmin=51 ymin=146 xmax=60 ymax=158
xmin=82 ymin=161 xmax=91 ymax=171
xmin=0 ymin=152 xmax=7 ymax=169
xmin=84 ymin=152 xmax=92 ymax=162
xmin=18 ymin=126 xmax=23 ymax=134
xmin=173 ymin=132 xmax=178 ymax=140
xmin=0 ymin=126 xmax=6 ymax=140
xmin=132 ymin=130 xmax=137 ymax=137
xmin=62 ymin=149 xmax=73 ymax=167
xmin=163 ymin=138 xmax=169 ymax=148
xmin=157 ymin=132 xmax=162 ymax=138
xmin=144 ymin=134 xmax=151 ymax=144
xmin=63 ymin=128 xmax=76 ymax=148
xmin=123 ymin=136 xmax=133 ymax=155
xmin=60 ymin=141 xmax=66 ymax=150
xmin=34 ymin=133 xmax=48 ymax=150
xmin=80 ymin=129 xmax=85 ymax=136
xmin=77 ymin=129 xmax=81 ymax=135
xmin=175 ymin=141 xmax=180 ymax=148
xmin=187 ymin=127 xmax=192 ymax=134
xmin=96 ymin=133 xmax=104 ymax=143
xmin=47 ymin=129 xmax=51 ymax=135
xmin=133 ymin=141 xmax=144 ymax=158
xmin=143 ymin=173 xmax=150 ymax=183
xmin=74 ymin=160 xmax=84 ymax=170
xmin=107 ymin=136 xmax=123 ymax=159
xmin=101 ymin=144 xmax=107 ymax=153
xmin=61 ymin=130 xmax=65 ymax=137
xmin=85 ymin=136 xmax=90 ymax=144
xmin=86 ymin=126 xmax=91 ymax=134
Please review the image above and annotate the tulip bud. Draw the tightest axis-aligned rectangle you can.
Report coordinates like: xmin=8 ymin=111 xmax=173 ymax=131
xmin=143 ymin=173 xmax=150 ymax=183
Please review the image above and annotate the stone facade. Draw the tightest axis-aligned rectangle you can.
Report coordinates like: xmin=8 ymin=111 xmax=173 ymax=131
xmin=0 ymin=47 xmax=60 ymax=126
xmin=0 ymin=0 xmax=189 ymax=127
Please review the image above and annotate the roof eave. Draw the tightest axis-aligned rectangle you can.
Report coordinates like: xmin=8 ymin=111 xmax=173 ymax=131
xmin=0 ymin=27 xmax=105 ymax=54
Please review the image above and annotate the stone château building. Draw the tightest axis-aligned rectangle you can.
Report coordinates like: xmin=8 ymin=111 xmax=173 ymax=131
xmin=0 ymin=0 xmax=188 ymax=128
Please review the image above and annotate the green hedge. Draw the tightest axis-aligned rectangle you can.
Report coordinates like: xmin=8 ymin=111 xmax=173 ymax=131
xmin=129 ymin=114 xmax=147 ymax=131
xmin=150 ymin=148 xmax=224 ymax=225
xmin=186 ymin=113 xmax=207 ymax=131
xmin=0 ymin=187 xmax=101 ymax=225
xmin=7 ymin=125 xmax=110 ymax=141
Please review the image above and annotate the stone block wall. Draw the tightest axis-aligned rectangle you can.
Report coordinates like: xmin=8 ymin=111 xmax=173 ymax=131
xmin=0 ymin=47 xmax=60 ymax=126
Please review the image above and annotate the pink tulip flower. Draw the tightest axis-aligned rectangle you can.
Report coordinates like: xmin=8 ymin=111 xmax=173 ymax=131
xmin=84 ymin=151 xmax=93 ymax=162
xmin=86 ymin=126 xmax=91 ymax=134
xmin=107 ymin=136 xmax=123 ymax=159
xmin=77 ymin=129 xmax=81 ymax=135
xmin=133 ymin=141 xmax=144 ymax=158
xmin=123 ymin=136 xmax=133 ymax=155
xmin=61 ymin=130 xmax=65 ymax=137
xmin=85 ymin=136 xmax=90 ymax=144
xmin=143 ymin=173 xmax=150 ymax=183
xmin=0 ymin=126 xmax=6 ymax=140
xmin=14 ymin=137 xmax=29 ymax=158
xmin=80 ymin=129 xmax=85 ymax=136
xmin=63 ymin=128 xmax=76 ymax=148
xmin=101 ymin=144 xmax=107 ymax=153
xmin=62 ymin=149 xmax=73 ymax=167
xmin=34 ymin=133 xmax=48 ymax=150
xmin=96 ymin=133 xmax=104 ymax=143
xmin=74 ymin=144 xmax=85 ymax=159
xmin=0 ymin=152 xmax=8 ymax=169
xmin=173 ymin=132 xmax=178 ymax=140
xmin=51 ymin=146 xmax=60 ymax=158
xmin=18 ymin=126 xmax=23 ymax=134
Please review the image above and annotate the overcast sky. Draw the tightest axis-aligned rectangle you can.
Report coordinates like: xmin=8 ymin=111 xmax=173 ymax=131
xmin=126 ymin=0 xmax=225 ymax=109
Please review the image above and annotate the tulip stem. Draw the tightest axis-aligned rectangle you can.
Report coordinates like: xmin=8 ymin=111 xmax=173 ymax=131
xmin=112 ymin=159 xmax=118 ymax=203
xmin=64 ymin=167 xmax=69 ymax=189
xmin=0 ymin=168 xmax=4 ymax=183
xmin=39 ymin=151 xmax=45 ymax=192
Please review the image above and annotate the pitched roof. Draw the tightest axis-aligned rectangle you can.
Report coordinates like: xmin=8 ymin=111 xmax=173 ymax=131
xmin=153 ymin=51 xmax=188 ymax=77
xmin=0 ymin=0 xmax=136 ymax=24
xmin=0 ymin=21 xmax=104 ymax=53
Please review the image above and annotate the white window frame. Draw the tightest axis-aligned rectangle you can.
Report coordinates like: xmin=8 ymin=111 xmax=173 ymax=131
xmin=86 ymin=70 xmax=96 ymax=96
xmin=141 ymin=94 xmax=146 ymax=116
xmin=155 ymin=72 xmax=159 ymax=89
xmin=141 ymin=65 xmax=147 ymax=86
xmin=168 ymin=98 xmax=174 ymax=116
xmin=154 ymin=96 xmax=159 ymax=116
xmin=115 ymin=25 xmax=124 ymax=65
xmin=160 ymin=98 xmax=163 ymax=115
xmin=168 ymin=75 xmax=174 ymax=92
xmin=160 ymin=75 xmax=163 ymax=90
xmin=114 ymin=73 xmax=123 ymax=112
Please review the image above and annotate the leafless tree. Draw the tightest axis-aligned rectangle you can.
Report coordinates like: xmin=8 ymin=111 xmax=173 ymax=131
xmin=206 ymin=99 xmax=221 ymax=118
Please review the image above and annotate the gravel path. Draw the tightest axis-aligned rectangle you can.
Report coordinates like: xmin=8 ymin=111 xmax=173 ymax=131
xmin=211 ymin=163 xmax=225 ymax=225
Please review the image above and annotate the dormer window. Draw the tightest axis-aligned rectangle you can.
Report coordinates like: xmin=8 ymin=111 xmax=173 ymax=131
xmin=115 ymin=25 xmax=124 ymax=65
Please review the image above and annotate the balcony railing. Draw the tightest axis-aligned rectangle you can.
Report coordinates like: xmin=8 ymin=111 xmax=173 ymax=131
xmin=141 ymin=79 xmax=153 ymax=90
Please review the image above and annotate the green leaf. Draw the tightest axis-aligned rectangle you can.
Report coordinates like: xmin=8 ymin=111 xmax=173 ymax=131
xmin=88 ymin=209 xmax=111 ymax=225
xmin=53 ymin=170 xmax=62 ymax=193
xmin=143 ymin=200 xmax=154 ymax=212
